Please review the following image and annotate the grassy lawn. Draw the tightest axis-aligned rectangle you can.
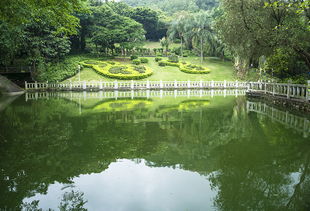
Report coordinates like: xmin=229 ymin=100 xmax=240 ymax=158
xmin=66 ymin=56 xmax=236 ymax=82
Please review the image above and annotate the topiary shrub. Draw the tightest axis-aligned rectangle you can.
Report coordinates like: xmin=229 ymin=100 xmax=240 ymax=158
xmin=156 ymin=60 xmax=210 ymax=74
xmin=80 ymin=60 xmax=153 ymax=80
xmin=133 ymin=66 xmax=146 ymax=73
xmin=84 ymin=60 xmax=100 ymax=65
xmin=140 ymin=58 xmax=149 ymax=63
xmin=158 ymin=61 xmax=166 ymax=66
xmin=156 ymin=52 xmax=163 ymax=57
xmin=179 ymin=63 xmax=210 ymax=74
xmin=168 ymin=54 xmax=179 ymax=63
xmin=130 ymin=55 xmax=138 ymax=60
xmin=109 ymin=66 xmax=131 ymax=74
xmin=132 ymin=59 xmax=141 ymax=65
xmin=155 ymin=57 xmax=162 ymax=62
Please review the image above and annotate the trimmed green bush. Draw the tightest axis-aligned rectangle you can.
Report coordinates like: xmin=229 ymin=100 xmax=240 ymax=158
xmin=134 ymin=66 xmax=146 ymax=73
xmin=156 ymin=60 xmax=210 ymax=74
xmin=80 ymin=60 xmax=153 ymax=80
xmin=168 ymin=54 xmax=179 ymax=63
xmin=158 ymin=61 xmax=166 ymax=66
xmin=158 ymin=60 xmax=180 ymax=67
xmin=109 ymin=66 xmax=131 ymax=74
xmin=179 ymin=63 xmax=210 ymax=74
xmin=132 ymin=59 xmax=141 ymax=65
xmin=140 ymin=58 xmax=149 ymax=63
xmin=156 ymin=52 xmax=163 ymax=57
xmin=130 ymin=55 xmax=138 ymax=60
xmin=155 ymin=57 xmax=163 ymax=62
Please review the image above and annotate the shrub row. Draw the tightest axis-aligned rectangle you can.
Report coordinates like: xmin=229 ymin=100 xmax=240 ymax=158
xmin=80 ymin=60 xmax=153 ymax=80
xmin=179 ymin=63 xmax=210 ymax=74
xmin=155 ymin=57 xmax=163 ymax=62
xmin=131 ymin=58 xmax=149 ymax=65
xmin=157 ymin=60 xmax=210 ymax=74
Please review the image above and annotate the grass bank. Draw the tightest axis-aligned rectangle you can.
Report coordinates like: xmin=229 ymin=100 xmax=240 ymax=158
xmin=66 ymin=56 xmax=236 ymax=82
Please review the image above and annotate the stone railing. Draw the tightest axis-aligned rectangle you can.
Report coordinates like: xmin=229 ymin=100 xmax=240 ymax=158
xmin=248 ymin=81 xmax=310 ymax=102
xmin=25 ymin=80 xmax=248 ymax=91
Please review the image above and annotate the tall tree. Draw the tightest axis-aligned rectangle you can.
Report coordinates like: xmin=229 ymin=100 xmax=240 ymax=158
xmin=0 ymin=0 xmax=86 ymax=35
xmin=90 ymin=5 xmax=145 ymax=55
xmin=191 ymin=11 xmax=213 ymax=64
xmin=216 ymin=0 xmax=310 ymax=78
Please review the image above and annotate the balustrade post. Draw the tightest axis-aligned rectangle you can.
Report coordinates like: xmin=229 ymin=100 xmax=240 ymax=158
xmin=287 ymin=83 xmax=290 ymax=99
xmin=272 ymin=84 xmax=275 ymax=96
xmin=25 ymin=81 xmax=28 ymax=90
xmin=83 ymin=81 xmax=86 ymax=90
xmin=187 ymin=80 xmax=191 ymax=88
xmin=174 ymin=80 xmax=178 ymax=89
xmin=224 ymin=80 xmax=227 ymax=88
xmin=160 ymin=80 xmax=163 ymax=89
xmin=131 ymin=80 xmax=134 ymax=90
xmin=200 ymin=80 xmax=203 ymax=88
xmin=114 ymin=81 xmax=118 ymax=90
xmin=235 ymin=80 xmax=238 ymax=89
xmin=35 ymin=81 xmax=38 ymax=89
xmin=99 ymin=81 xmax=103 ymax=90
xmin=211 ymin=80 xmax=214 ymax=88
xmin=146 ymin=80 xmax=150 ymax=89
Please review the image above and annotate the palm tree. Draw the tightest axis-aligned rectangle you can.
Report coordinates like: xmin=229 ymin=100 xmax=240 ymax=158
xmin=168 ymin=11 xmax=190 ymax=57
xmin=191 ymin=11 xmax=213 ymax=64
xmin=160 ymin=36 xmax=170 ymax=56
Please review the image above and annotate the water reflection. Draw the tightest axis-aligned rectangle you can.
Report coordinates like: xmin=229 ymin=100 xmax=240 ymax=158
xmin=0 ymin=91 xmax=309 ymax=210
xmin=23 ymin=159 xmax=216 ymax=211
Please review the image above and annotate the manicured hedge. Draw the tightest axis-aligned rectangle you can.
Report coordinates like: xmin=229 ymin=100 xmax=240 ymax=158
xmin=157 ymin=60 xmax=210 ymax=74
xmin=155 ymin=57 xmax=162 ymax=62
xmin=132 ymin=59 xmax=141 ymax=65
xmin=80 ymin=60 xmax=153 ymax=80
xmin=140 ymin=58 xmax=149 ymax=63
xmin=179 ymin=63 xmax=210 ymax=74
xmin=130 ymin=55 xmax=139 ymax=60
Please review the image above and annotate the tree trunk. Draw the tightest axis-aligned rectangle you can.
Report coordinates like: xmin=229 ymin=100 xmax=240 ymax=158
xmin=234 ymin=56 xmax=250 ymax=78
xmin=180 ymin=35 xmax=183 ymax=57
xmin=293 ymin=46 xmax=310 ymax=71
xmin=200 ymin=36 xmax=203 ymax=64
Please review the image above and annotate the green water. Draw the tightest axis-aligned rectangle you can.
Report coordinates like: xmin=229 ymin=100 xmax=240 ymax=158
xmin=0 ymin=92 xmax=309 ymax=211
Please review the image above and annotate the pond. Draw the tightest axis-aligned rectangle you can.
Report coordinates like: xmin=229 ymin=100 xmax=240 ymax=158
xmin=0 ymin=91 xmax=309 ymax=211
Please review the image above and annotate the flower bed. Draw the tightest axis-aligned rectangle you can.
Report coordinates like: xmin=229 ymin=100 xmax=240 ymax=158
xmin=157 ymin=60 xmax=210 ymax=74
xmin=80 ymin=60 xmax=153 ymax=80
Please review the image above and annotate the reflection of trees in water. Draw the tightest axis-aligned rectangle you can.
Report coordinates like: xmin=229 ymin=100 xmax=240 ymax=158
xmin=206 ymin=118 xmax=310 ymax=211
xmin=21 ymin=190 xmax=87 ymax=211
xmin=0 ymin=96 xmax=309 ymax=210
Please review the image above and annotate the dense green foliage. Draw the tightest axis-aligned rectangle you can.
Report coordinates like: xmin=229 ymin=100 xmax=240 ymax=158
xmin=123 ymin=0 xmax=219 ymax=14
xmin=36 ymin=57 xmax=83 ymax=82
xmin=0 ymin=0 xmax=308 ymax=83
xmin=216 ymin=0 xmax=310 ymax=82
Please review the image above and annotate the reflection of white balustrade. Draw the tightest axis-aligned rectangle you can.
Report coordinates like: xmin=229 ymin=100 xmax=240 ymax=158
xmin=247 ymin=101 xmax=309 ymax=138
xmin=26 ymin=89 xmax=247 ymax=102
